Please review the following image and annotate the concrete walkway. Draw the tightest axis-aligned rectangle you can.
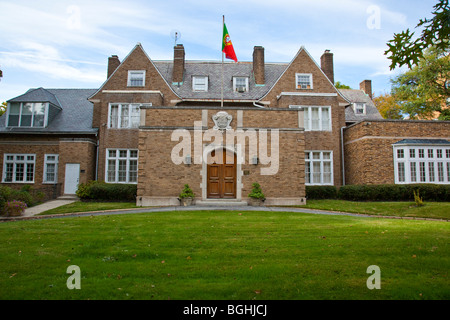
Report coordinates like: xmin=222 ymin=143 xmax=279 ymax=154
xmin=22 ymin=199 xmax=77 ymax=217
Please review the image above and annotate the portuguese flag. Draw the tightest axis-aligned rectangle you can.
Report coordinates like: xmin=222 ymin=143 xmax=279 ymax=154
xmin=222 ymin=22 xmax=238 ymax=62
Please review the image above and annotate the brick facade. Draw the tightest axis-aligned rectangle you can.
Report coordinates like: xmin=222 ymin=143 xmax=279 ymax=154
xmin=344 ymin=120 xmax=450 ymax=185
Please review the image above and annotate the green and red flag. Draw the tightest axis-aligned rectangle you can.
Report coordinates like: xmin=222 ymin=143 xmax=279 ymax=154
xmin=222 ymin=23 xmax=238 ymax=62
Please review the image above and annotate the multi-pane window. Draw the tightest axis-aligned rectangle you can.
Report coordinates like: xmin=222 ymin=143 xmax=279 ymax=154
xmin=2 ymin=154 xmax=35 ymax=183
xmin=290 ymin=106 xmax=331 ymax=131
xmin=127 ymin=70 xmax=145 ymax=87
xmin=7 ymin=102 xmax=46 ymax=127
xmin=192 ymin=76 xmax=208 ymax=92
xmin=305 ymin=151 xmax=333 ymax=185
xmin=43 ymin=154 xmax=59 ymax=183
xmin=106 ymin=149 xmax=138 ymax=184
xmin=295 ymin=73 xmax=313 ymax=89
xmin=233 ymin=77 xmax=249 ymax=92
xmin=353 ymin=103 xmax=366 ymax=115
xmin=394 ymin=145 xmax=450 ymax=184
xmin=109 ymin=103 xmax=146 ymax=129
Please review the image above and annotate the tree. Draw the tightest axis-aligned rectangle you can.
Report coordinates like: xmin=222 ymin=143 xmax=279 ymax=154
xmin=373 ymin=93 xmax=403 ymax=119
xmin=335 ymin=81 xmax=351 ymax=89
xmin=0 ymin=102 xmax=6 ymax=116
xmin=390 ymin=47 xmax=449 ymax=119
xmin=385 ymin=0 xmax=449 ymax=70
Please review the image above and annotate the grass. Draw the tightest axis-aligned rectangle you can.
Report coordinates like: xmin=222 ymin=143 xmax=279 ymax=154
xmin=0 ymin=210 xmax=449 ymax=300
xmin=37 ymin=201 xmax=139 ymax=215
xmin=302 ymin=200 xmax=450 ymax=220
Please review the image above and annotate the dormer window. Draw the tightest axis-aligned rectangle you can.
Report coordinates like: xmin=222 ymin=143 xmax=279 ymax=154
xmin=127 ymin=70 xmax=145 ymax=87
xmin=192 ymin=76 xmax=208 ymax=92
xmin=233 ymin=77 xmax=249 ymax=93
xmin=296 ymin=73 xmax=313 ymax=89
xmin=353 ymin=103 xmax=366 ymax=115
xmin=7 ymin=102 xmax=47 ymax=127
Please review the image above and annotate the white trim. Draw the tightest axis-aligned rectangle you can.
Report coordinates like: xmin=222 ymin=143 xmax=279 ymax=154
xmin=102 ymin=90 xmax=163 ymax=96
xmin=305 ymin=150 xmax=334 ymax=186
xmin=192 ymin=76 xmax=209 ymax=92
xmin=290 ymin=105 xmax=332 ymax=131
xmin=43 ymin=154 xmax=59 ymax=184
xmin=233 ymin=76 xmax=249 ymax=92
xmin=127 ymin=70 xmax=146 ymax=87
xmin=393 ymin=145 xmax=450 ymax=184
xmin=2 ymin=153 xmax=36 ymax=183
xmin=353 ymin=102 xmax=366 ymax=115
xmin=108 ymin=103 xmax=150 ymax=129
xmin=295 ymin=73 xmax=313 ymax=90
xmin=105 ymin=149 xmax=139 ymax=184
xmin=278 ymin=92 xmax=338 ymax=99
xmin=6 ymin=102 xmax=48 ymax=128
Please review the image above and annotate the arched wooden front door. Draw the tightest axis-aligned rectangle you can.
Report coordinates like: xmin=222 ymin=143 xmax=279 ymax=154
xmin=207 ymin=149 xmax=236 ymax=199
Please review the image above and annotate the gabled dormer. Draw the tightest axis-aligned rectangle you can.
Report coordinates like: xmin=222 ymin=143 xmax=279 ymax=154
xmin=6 ymin=87 xmax=62 ymax=128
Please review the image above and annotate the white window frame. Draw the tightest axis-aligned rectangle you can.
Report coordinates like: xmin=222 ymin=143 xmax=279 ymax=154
xmin=6 ymin=102 xmax=48 ymax=127
xmin=290 ymin=105 xmax=332 ymax=131
xmin=233 ymin=77 xmax=249 ymax=92
xmin=108 ymin=103 xmax=150 ymax=129
xmin=305 ymin=151 xmax=333 ymax=185
xmin=2 ymin=154 xmax=36 ymax=183
xmin=105 ymin=149 xmax=139 ymax=184
xmin=295 ymin=73 xmax=313 ymax=90
xmin=353 ymin=103 xmax=366 ymax=115
xmin=43 ymin=154 xmax=59 ymax=184
xmin=393 ymin=145 xmax=450 ymax=184
xmin=192 ymin=76 xmax=208 ymax=92
xmin=127 ymin=70 xmax=146 ymax=87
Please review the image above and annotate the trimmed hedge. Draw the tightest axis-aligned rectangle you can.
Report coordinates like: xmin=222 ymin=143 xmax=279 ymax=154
xmin=76 ymin=181 xmax=137 ymax=202
xmin=306 ymin=184 xmax=450 ymax=202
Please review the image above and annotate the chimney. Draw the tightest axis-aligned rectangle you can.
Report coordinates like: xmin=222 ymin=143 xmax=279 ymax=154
xmin=172 ymin=44 xmax=185 ymax=83
xmin=253 ymin=46 xmax=265 ymax=85
xmin=360 ymin=80 xmax=373 ymax=99
xmin=320 ymin=50 xmax=334 ymax=84
xmin=107 ymin=55 xmax=120 ymax=78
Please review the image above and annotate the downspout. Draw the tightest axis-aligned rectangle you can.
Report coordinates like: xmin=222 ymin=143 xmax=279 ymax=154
xmin=95 ymin=132 xmax=99 ymax=181
xmin=340 ymin=125 xmax=346 ymax=186
xmin=253 ymin=101 xmax=266 ymax=109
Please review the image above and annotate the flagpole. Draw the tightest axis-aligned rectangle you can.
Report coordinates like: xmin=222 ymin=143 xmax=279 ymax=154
xmin=221 ymin=15 xmax=224 ymax=108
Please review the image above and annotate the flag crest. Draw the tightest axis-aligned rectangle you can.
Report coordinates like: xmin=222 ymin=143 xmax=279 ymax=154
xmin=222 ymin=23 xmax=238 ymax=62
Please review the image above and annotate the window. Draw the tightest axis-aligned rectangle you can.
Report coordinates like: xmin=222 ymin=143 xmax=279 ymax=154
xmin=192 ymin=76 xmax=208 ymax=92
xmin=353 ymin=103 xmax=366 ymax=115
xmin=127 ymin=70 xmax=145 ymax=87
xmin=43 ymin=154 xmax=59 ymax=183
xmin=108 ymin=103 xmax=147 ymax=129
xmin=106 ymin=149 xmax=138 ymax=184
xmin=296 ymin=73 xmax=313 ymax=89
xmin=2 ymin=154 xmax=35 ymax=183
xmin=290 ymin=106 xmax=331 ymax=131
xmin=7 ymin=102 xmax=47 ymax=127
xmin=394 ymin=146 xmax=450 ymax=184
xmin=305 ymin=151 xmax=333 ymax=185
xmin=233 ymin=77 xmax=249 ymax=92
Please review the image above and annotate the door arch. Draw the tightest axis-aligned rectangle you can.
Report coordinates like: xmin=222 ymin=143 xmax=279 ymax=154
xmin=207 ymin=148 xmax=236 ymax=199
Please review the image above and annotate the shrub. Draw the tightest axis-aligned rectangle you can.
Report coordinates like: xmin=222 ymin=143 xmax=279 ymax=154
xmin=4 ymin=200 xmax=27 ymax=217
xmin=248 ymin=183 xmax=265 ymax=200
xmin=306 ymin=186 xmax=337 ymax=199
xmin=337 ymin=184 xmax=450 ymax=202
xmin=0 ymin=185 xmax=44 ymax=215
xmin=179 ymin=184 xmax=195 ymax=199
xmin=77 ymin=181 xmax=137 ymax=202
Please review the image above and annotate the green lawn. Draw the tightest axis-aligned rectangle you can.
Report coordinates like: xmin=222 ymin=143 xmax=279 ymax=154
xmin=0 ymin=210 xmax=449 ymax=300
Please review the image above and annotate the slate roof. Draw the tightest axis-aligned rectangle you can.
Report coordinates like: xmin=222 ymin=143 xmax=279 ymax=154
xmin=153 ymin=60 xmax=288 ymax=101
xmin=393 ymin=139 xmax=450 ymax=145
xmin=339 ymin=89 xmax=383 ymax=122
xmin=0 ymin=88 xmax=98 ymax=134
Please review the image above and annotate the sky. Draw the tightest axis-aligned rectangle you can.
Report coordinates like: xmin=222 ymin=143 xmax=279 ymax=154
xmin=0 ymin=0 xmax=439 ymax=103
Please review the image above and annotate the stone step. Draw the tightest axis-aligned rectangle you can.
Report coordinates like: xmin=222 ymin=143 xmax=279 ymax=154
xmin=57 ymin=195 xmax=80 ymax=200
xmin=195 ymin=200 xmax=248 ymax=207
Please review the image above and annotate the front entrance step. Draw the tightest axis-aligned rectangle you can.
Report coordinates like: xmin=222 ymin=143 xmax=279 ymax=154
xmin=195 ymin=199 xmax=248 ymax=207
xmin=57 ymin=195 xmax=79 ymax=200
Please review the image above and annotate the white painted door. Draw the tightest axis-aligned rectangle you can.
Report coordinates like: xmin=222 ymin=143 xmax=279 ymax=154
xmin=64 ymin=163 xmax=80 ymax=194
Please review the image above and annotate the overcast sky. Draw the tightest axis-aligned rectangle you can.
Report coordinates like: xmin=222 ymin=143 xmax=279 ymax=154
xmin=0 ymin=0 xmax=438 ymax=103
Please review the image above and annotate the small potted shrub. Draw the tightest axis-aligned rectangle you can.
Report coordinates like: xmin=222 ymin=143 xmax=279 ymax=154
xmin=178 ymin=184 xmax=195 ymax=206
xmin=248 ymin=182 xmax=265 ymax=206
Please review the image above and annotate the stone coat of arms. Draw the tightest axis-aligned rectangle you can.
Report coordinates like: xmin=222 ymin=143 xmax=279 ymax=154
xmin=212 ymin=111 xmax=232 ymax=131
